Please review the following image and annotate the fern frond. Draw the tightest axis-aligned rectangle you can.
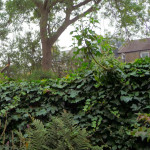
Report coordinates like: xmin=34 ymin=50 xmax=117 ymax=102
xmin=18 ymin=112 xmax=93 ymax=150
xmin=26 ymin=119 xmax=47 ymax=150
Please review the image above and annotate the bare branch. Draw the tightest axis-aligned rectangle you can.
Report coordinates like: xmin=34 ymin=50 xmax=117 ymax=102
xmin=1 ymin=57 xmax=10 ymax=73
xmin=73 ymin=0 xmax=92 ymax=10
xmin=50 ymin=20 xmax=69 ymax=45
xmin=70 ymin=0 xmax=101 ymax=24
xmin=50 ymin=2 xmax=73 ymax=44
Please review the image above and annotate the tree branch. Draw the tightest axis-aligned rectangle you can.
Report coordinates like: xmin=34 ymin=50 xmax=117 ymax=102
xmin=49 ymin=0 xmax=101 ymax=45
xmin=73 ymin=0 xmax=91 ymax=10
xmin=51 ymin=18 xmax=66 ymax=33
xmin=43 ymin=0 xmax=49 ymax=9
xmin=70 ymin=0 xmax=102 ymax=23
xmin=50 ymin=20 xmax=70 ymax=45
xmin=1 ymin=56 xmax=10 ymax=73
xmin=31 ymin=0 xmax=43 ymax=10
xmin=65 ymin=7 xmax=72 ymax=21
xmin=50 ymin=2 xmax=73 ymax=44
xmin=49 ymin=0 xmax=64 ymax=9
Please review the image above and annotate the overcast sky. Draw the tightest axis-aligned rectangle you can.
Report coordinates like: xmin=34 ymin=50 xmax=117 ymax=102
xmin=58 ymin=17 xmax=113 ymax=51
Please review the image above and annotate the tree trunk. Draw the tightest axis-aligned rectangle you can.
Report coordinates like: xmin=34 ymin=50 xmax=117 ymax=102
xmin=40 ymin=10 xmax=52 ymax=71
xmin=42 ymin=40 xmax=52 ymax=71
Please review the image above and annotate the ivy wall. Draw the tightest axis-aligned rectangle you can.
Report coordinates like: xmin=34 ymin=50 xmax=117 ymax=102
xmin=0 ymin=58 xmax=150 ymax=149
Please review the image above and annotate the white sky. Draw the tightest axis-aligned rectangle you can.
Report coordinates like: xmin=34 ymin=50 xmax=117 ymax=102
xmin=58 ymin=26 xmax=74 ymax=51
xmin=58 ymin=18 xmax=113 ymax=51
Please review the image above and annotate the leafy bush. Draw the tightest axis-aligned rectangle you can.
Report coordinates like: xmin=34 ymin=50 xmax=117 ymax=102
xmin=17 ymin=112 xmax=96 ymax=150
xmin=0 ymin=112 xmax=98 ymax=150
xmin=130 ymin=113 xmax=150 ymax=149
xmin=25 ymin=69 xmax=58 ymax=81
xmin=0 ymin=57 xmax=150 ymax=149
xmin=0 ymin=73 xmax=9 ymax=83
xmin=131 ymin=113 xmax=150 ymax=140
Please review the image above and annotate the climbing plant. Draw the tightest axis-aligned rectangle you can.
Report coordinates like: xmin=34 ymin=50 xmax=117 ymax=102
xmin=0 ymin=57 xmax=150 ymax=149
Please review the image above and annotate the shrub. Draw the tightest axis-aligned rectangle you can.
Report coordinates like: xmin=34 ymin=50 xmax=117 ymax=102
xmin=17 ymin=112 xmax=96 ymax=150
xmin=0 ymin=112 xmax=98 ymax=150
xmin=0 ymin=73 xmax=9 ymax=83
xmin=0 ymin=57 xmax=150 ymax=149
xmin=24 ymin=69 xmax=58 ymax=81
xmin=130 ymin=113 xmax=150 ymax=149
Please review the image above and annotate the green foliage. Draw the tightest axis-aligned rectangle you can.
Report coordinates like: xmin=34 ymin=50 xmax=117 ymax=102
xmin=131 ymin=113 xmax=150 ymax=140
xmin=94 ymin=53 xmax=124 ymax=70
xmin=0 ymin=33 xmax=79 ymax=79
xmin=93 ymin=54 xmax=125 ymax=87
xmin=0 ymin=73 xmax=9 ymax=83
xmin=71 ymin=18 xmax=121 ymax=74
xmin=71 ymin=18 xmax=113 ymax=61
xmin=130 ymin=113 xmax=150 ymax=149
xmin=24 ymin=70 xmax=58 ymax=81
xmin=102 ymin=0 xmax=149 ymax=37
xmin=0 ymin=32 xmax=42 ymax=79
xmin=2 ymin=0 xmax=150 ymax=72
xmin=0 ymin=0 xmax=9 ymax=40
xmin=6 ymin=0 xmax=34 ymax=26
xmin=0 ymin=57 xmax=150 ymax=149
xmin=17 ymin=112 xmax=93 ymax=150
xmin=5 ymin=0 xmax=150 ymax=39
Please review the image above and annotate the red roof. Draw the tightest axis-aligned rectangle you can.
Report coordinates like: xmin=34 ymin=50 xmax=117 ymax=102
xmin=118 ymin=38 xmax=150 ymax=53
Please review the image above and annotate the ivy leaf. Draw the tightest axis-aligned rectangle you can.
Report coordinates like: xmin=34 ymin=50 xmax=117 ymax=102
xmin=120 ymin=96 xmax=132 ymax=103
xmin=70 ymin=90 xmax=79 ymax=98
xmin=50 ymin=107 xmax=58 ymax=114
xmin=121 ymin=90 xmax=127 ymax=95
xmin=131 ymin=104 xmax=139 ymax=111
xmin=12 ymin=115 xmax=20 ymax=121
xmin=5 ymin=97 xmax=11 ymax=101
xmin=77 ymin=82 xmax=85 ymax=89
xmin=36 ymin=109 xmax=47 ymax=116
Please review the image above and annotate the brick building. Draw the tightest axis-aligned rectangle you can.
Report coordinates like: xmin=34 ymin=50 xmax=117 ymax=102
xmin=118 ymin=38 xmax=150 ymax=62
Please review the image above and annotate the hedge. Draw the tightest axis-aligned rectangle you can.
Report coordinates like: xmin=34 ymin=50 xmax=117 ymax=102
xmin=0 ymin=58 xmax=150 ymax=149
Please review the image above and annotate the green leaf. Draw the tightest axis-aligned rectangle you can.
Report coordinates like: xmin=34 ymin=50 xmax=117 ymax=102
xmin=5 ymin=97 xmax=11 ymax=101
xmin=120 ymin=96 xmax=132 ymax=102
xmin=70 ymin=90 xmax=79 ymax=98
xmin=36 ymin=109 xmax=47 ymax=116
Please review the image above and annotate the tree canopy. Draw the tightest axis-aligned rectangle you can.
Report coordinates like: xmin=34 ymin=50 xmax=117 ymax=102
xmin=1 ymin=0 xmax=150 ymax=71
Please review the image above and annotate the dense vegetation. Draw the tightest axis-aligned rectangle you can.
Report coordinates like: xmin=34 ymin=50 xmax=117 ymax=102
xmin=1 ymin=0 xmax=150 ymax=149
xmin=1 ymin=0 xmax=149 ymax=70
xmin=0 ymin=57 xmax=150 ymax=149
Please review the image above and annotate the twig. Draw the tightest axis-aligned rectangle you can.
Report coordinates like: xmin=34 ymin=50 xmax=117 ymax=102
xmin=12 ymin=131 xmax=15 ymax=150
xmin=89 ymin=51 xmax=108 ymax=70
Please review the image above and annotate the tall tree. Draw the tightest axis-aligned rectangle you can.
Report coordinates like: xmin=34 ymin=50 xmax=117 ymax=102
xmin=5 ymin=0 xmax=102 ymax=70
xmin=0 ymin=0 xmax=9 ymax=40
xmin=4 ymin=0 xmax=149 ymax=70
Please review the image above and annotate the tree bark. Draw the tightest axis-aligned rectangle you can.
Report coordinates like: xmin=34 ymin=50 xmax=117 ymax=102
xmin=40 ymin=9 xmax=52 ymax=71
xmin=42 ymin=40 xmax=52 ymax=71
